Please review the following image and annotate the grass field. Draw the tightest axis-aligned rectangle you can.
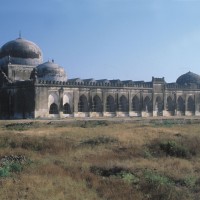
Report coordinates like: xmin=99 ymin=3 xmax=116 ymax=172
xmin=0 ymin=119 xmax=200 ymax=200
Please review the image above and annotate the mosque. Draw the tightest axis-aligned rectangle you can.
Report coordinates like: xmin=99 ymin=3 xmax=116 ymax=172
xmin=0 ymin=36 xmax=200 ymax=119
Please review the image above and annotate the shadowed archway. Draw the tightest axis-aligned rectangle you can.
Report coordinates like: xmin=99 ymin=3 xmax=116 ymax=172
xmin=78 ymin=95 xmax=89 ymax=112
xmin=106 ymin=95 xmax=115 ymax=112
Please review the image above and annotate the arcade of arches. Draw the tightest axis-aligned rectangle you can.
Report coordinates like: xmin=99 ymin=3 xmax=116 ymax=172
xmin=47 ymin=92 xmax=197 ymax=117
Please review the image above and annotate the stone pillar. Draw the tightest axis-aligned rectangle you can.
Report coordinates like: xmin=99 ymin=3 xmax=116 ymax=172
xmin=129 ymin=91 xmax=132 ymax=112
xmin=73 ymin=91 xmax=79 ymax=113
xmin=59 ymin=88 xmax=63 ymax=117
xmin=103 ymin=92 xmax=106 ymax=113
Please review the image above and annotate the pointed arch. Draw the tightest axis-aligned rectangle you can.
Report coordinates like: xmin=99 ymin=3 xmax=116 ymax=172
xmin=177 ymin=96 xmax=185 ymax=113
xmin=132 ymin=95 xmax=140 ymax=112
xmin=106 ymin=95 xmax=115 ymax=112
xmin=119 ymin=95 xmax=128 ymax=112
xmin=143 ymin=96 xmax=152 ymax=112
xmin=187 ymin=96 xmax=195 ymax=112
xmin=63 ymin=103 xmax=71 ymax=114
xmin=78 ymin=95 xmax=88 ymax=112
xmin=93 ymin=95 xmax=103 ymax=112
xmin=48 ymin=93 xmax=59 ymax=108
xmin=63 ymin=93 xmax=72 ymax=105
xmin=167 ymin=96 xmax=175 ymax=114
xmin=49 ymin=103 xmax=59 ymax=114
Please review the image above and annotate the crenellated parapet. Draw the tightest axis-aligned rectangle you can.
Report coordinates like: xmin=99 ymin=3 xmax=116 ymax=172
xmin=35 ymin=78 xmax=153 ymax=88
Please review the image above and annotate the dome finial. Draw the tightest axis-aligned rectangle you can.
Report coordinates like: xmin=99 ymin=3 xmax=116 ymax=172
xmin=19 ymin=30 xmax=22 ymax=39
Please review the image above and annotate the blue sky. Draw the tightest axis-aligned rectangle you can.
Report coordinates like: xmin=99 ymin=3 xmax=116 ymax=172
xmin=1 ymin=0 xmax=200 ymax=82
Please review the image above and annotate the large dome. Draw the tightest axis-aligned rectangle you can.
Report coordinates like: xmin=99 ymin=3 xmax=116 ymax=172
xmin=35 ymin=61 xmax=67 ymax=81
xmin=176 ymin=71 xmax=200 ymax=85
xmin=0 ymin=37 xmax=43 ymax=66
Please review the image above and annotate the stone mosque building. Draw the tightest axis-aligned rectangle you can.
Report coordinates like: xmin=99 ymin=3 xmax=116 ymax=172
xmin=0 ymin=36 xmax=200 ymax=119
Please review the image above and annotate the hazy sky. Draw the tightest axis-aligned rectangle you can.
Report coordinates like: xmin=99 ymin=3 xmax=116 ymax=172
xmin=1 ymin=0 xmax=200 ymax=82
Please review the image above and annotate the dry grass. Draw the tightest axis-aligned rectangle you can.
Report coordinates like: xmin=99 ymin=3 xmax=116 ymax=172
xmin=0 ymin=119 xmax=200 ymax=199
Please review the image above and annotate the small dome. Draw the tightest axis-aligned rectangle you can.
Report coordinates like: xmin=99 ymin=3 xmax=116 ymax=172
xmin=0 ymin=37 xmax=43 ymax=66
xmin=176 ymin=71 xmax=200 ymax=85
xmin=36 ymin=61 xmax=67 ymax=81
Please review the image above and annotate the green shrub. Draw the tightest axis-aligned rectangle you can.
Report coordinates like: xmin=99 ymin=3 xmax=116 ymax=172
xmin=143 ymin=149 xmax=153 ymax=158
xmin=10 ymin=162 xmax=23 ymax=173
xmin=153 ymin=120 xmax=176 ymax=127
xmin=160 ymin=141 xmax=190 ymax=158
xmin=183 ymin=175 xmax=197 ymax=188
xmin=0 ymin=166 xmax=10 ymax=177
xmin=144 ymin=170 xmax=173 ymax=187
xmin=120 ymin=171 xmax=139 ymax=184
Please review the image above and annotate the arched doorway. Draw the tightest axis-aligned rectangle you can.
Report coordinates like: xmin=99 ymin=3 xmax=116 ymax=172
xmin=119 ymin=95 xmax=128 ymax=112
xmin=93 ymin=95 xmax=103 ymax=112
xmin=187 ymin=96 xmax=195 ymax=114
xmin=63 ymin=103 xmax=71 ymax=114
xmin=177 ymin=96 xmax=185 ymax=115
xmin=132 ymin=96 xmax=140 ymax=112
xmin=167 ymin=96 xmax=175 ymax=115
xmin=143 ymin=96 xmax=152 ymax=112
xmin=106 ymin=95 xmax=115 ymax=112
xmin=78 ymin=95 xmax=88 ymax=112
xmin=49 ymin=103 xmax=59 ymax=114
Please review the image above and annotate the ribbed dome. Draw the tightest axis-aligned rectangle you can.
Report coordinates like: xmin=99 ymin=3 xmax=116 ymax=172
xmin=0 ymin=37 xmax=43 ymax=66
xmin=36 ymin=61 xmax=67 ymax=81
xmin=176 ymin=71 xmax=200 ymax=85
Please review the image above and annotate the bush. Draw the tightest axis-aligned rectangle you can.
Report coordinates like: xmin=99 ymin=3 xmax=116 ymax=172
xmin=90 ymin=166 xmax=124 ymax=177
xmin=183 ymin=176 xmax=197 ymax=188
xmin=80 ymin=120 xmax=109 ymax=128
xmin=144 ymin=170 xmax=174 ymax=187
xmin=160 ymin=141 xmax=190 ymax=158
xmin=143 ymin=148 xmax=153 ymax=158
xmin=0 ymin=166 xmax=10 ymax=177
xmin=141 ymin=170 xmax=189 ymax=200
xmin=9 ymin=162 xmax=23 ymax=173
xmin=4 ymin=122 xmax=35 ymax=131
xmin=80 ymin=136 xmax=117 ymax=147
xmin=153 ymin=120 xmax=176 ymax=127
xmin=0 ymin=155 xmax=30 ymax=178
xmin=120 ymin=171 xmax=139 ymax=184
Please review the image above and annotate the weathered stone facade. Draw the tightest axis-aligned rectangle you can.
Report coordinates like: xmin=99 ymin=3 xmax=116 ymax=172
xmin=0 ymin=37 xmax=199 ymax=119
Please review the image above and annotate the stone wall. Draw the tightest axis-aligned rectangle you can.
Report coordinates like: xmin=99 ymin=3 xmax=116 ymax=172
xmin=33 ymin=79 xmax=200 ymax=119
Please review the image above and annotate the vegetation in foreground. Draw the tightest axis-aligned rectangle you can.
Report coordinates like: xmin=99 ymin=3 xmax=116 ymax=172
xmin=0 ymin=119 xmax=200 ymax=199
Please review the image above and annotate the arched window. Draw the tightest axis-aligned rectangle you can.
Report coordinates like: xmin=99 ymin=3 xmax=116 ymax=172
xmin=155 ymin=96 xmax=163 ymax=114
xmin=63 ymin=103 xmax=71 ymax=114
xmin=78 ymin=95 xmax=88 ymax=112
xmin=119 ymin=95 xmax=128 ymax=112
xmin=177 ymin=96 xmax=185 ymax=113
xmin=106 ymin=95 xmax=115 ymax=112
xmin=167 ymin=96 xmax=175 ymax=113
xmin=187 ymin=96 xmax=195 ymax=112
xmin=143 ymin=96 xmax=152 ymax=112
xmin=49 ymin=103 xmax=59 ymax=114
xmin=132 ymin=96 xmax=140 ymax=112
xmin=93 ymin=95 xmax=102 ymax=112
